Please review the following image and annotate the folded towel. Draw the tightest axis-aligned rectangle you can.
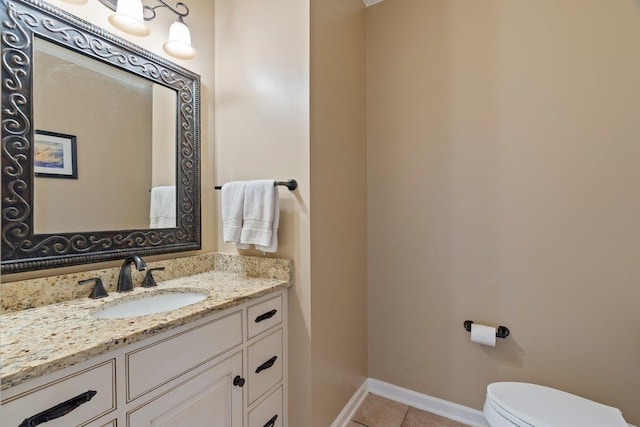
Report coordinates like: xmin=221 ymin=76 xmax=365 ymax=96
xmin=221 ymin=181 xmax=247 ymax=245
xmin=149 ymin=186 xmax=176 ymax=228
xmin=240 ymin=179 xmax=279 ymax=253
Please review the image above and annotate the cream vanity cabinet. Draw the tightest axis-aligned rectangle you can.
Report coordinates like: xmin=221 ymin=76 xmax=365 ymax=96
xmin=1 ymin=290 xmax=287 ymax=427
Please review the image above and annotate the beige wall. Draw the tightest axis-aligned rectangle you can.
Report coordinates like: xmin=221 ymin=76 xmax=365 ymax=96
xmin=4 ymin=0 xmax=215 ymax=281
xmin=367 ymin=0 xmax=640 ymax=423
xmin=213 ymin=0 xmax=312 ymax=424
xmin=215 ymin=0 xmax=369 ymax=424
xmin=309 ymin=0 xmax=368 ymax=425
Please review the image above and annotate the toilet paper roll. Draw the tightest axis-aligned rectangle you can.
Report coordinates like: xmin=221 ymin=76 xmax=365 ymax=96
xmin=470 ymin=323 xmax=496 ymax=347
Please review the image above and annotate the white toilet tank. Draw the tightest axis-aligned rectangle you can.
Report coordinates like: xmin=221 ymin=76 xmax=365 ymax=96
xmin=484 ymin=382 xmax=629 ymax=427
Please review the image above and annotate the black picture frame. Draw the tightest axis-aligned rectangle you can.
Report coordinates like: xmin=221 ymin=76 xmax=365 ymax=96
xmin=34 ymin=130 xmax=78 ymax=179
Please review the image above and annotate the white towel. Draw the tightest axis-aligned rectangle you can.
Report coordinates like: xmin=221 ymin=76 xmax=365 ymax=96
xmin=149 ymin=186 xmax=176 ymax=228
xmin=221 ymin=181 xmax=247 ymax=245
xmin=240 ymin=180 xmax=279 ymax=253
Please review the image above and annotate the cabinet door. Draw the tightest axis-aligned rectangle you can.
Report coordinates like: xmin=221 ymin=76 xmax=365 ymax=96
xmin=128 ymin=352 xmax=243 ymax=427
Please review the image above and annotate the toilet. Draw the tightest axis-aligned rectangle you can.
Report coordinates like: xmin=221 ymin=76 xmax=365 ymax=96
xmin=483 ymin=382 xmax=628 ymax=427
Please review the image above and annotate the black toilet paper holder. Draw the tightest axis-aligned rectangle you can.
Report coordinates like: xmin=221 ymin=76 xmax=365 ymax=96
xmin=464 ymin=320 xmax=510 ymax=339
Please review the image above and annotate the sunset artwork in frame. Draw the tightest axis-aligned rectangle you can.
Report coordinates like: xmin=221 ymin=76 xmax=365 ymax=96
xmin=34 ymin=130 xmax=78 ymax=179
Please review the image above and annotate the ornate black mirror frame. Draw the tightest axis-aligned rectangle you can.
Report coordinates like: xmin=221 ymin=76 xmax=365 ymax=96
xmin=1 ymin=0 xmax=201 ymax=273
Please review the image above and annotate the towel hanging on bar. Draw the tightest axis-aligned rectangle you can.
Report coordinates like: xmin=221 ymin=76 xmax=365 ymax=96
xmin=215 ymin=179 xmax=297 ymax=191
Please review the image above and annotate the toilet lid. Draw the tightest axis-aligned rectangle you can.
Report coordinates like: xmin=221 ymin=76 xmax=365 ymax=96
xmin=486 ymin=382 xmax=628 ymax=427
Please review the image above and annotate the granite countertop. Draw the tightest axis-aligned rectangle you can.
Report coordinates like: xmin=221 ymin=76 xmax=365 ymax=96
xmin=1 ymin=269 xmax=291 ymax=390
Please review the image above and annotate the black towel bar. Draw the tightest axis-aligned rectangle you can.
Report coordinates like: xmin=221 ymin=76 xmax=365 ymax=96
xmin=215 ymin=179 xmax=297 ymax=191
xmin=464 ymin=320 xmax=510 ymax=339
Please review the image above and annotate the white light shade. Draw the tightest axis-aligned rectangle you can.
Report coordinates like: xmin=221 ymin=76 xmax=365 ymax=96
xmin=108 ymin=0 xmax=150 ymax=37
xmin=162 ymin=20 xmax=196 ymax=60
xmin=59 ymin=0 xmax=88 ymax=5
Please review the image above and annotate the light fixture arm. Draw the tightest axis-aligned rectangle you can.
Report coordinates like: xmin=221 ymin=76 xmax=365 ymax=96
xmin=98 ymin=0 xmax=189 ymax=22
xmin=143 ymin=0 xmax=189 ymax=22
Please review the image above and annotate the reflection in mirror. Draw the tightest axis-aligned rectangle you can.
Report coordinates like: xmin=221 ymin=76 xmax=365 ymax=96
xmin=33 ymin=38 xmax=177 ymax=234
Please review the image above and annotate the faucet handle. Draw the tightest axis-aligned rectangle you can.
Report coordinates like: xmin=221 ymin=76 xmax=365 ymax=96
xmin=78 ymin=278 xmax=109 ymax=299
xmin=141 ymin=267 xmax=165 ymax=288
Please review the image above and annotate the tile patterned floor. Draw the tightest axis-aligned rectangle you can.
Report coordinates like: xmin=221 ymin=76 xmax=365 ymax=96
xmin=350 ymin=393 xmax=471 ymax=427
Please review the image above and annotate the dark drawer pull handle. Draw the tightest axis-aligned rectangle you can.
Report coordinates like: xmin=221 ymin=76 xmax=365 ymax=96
xmin=19 ymin=390 xmax=97 ymax=427
xmin=255 ymin=309 xmax=277 ymax=323
xmin=263 ymin=414 xmax=278 ymax=427
xmin=233 ymin=375 xmax=245 ymax=387
xmin=255 ymin=356 xmax=278 ymax=374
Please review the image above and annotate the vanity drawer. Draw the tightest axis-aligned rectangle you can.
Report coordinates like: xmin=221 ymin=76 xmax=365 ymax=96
xmin=248 ymin=385 xmax=283 ymax=427
xmin=247 ymin=294 xmax=283 ymax=339
xmin=248 ymin=328 xmax=283 ymax=404
xmin=1 ymin=359 xmax=116 ymax=427
xmin=126 ymin=310 xmax=242 ymax=401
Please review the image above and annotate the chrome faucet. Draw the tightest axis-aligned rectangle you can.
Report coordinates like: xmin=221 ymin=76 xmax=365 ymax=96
xmin=117 ymin=255 xmax=147 ymax=292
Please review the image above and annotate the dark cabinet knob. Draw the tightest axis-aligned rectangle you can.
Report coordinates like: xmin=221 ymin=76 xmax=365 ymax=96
xmin=233 ymin=375 xmax=245 ymax=387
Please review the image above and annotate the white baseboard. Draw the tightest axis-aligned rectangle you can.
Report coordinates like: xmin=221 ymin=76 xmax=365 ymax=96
xmin=332 ymin=378 xmax=637 ymax=427
xmin=368 ymin=379 xmax=488 ymax=427
xmin=331 ymin=379 xmax=370 ymax=427
xmin=332 ymin=378 xmax=488 ymax=427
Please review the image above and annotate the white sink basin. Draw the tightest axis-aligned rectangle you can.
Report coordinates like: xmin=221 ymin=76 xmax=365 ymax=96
xmin=93 ymin=291 xmax=208 ymax=319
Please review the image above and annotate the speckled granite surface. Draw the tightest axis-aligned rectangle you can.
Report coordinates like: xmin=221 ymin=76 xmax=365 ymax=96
xmin=1 ymin=254 xmax=216 ymax=314
xmin=0 ymin=254 xmax=292 ymax=390
xmin=215 ymin=253 xmax=292 ymax=281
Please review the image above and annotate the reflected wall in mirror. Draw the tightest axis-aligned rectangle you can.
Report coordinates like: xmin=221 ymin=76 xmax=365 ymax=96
xmin=1 ymin=0 xmax=201 ymax=273
xmin=33 ymin=38 xmax=177 ymax=233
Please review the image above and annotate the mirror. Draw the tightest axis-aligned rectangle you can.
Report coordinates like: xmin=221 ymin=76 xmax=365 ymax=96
xmin=1 ymin=0 xmax=201 ymax=273
xmin=33 ymin=38 xmax=177 ymax=233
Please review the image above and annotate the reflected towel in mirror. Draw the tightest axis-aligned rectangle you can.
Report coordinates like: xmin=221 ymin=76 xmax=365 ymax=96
xmin=149 ymin=186 xmax=176 ymax=228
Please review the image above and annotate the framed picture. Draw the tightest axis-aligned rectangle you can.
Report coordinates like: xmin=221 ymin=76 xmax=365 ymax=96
xmin=34 ymin=130 xmax=78 ymax=179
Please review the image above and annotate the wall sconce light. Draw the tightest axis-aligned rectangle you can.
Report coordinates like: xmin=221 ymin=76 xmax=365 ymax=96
xmin=61 ymin=0 xmax=197 ymax=60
